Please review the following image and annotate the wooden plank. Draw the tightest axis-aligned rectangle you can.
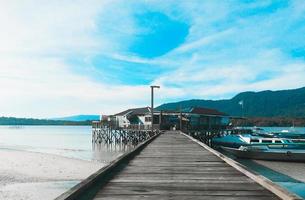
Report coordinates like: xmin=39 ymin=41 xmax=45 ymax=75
xmin=97 ymin=182 xmax=267 ymax=191
xmin=92 ymin=131 xmax=283 ymax=200
xmin=94 ymin=195 xmax=274 ymax=200
xmin=94 ymin=195 xmax=278 ymax=200
xmin=95 ymin=190 xmax=275 ymax=196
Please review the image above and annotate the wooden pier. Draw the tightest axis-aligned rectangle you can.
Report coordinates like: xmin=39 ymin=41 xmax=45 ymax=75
xmin=57 ymin=131 xmax=301 ymax=200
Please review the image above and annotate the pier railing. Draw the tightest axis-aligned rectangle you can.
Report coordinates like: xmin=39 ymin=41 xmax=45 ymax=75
xmin=92 ymin=120 xmax=252 ymax=147
xmin=92 ymin=121 xmax=160 ymax=145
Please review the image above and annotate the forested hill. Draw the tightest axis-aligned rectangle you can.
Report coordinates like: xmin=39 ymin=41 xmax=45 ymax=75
xmin=157 ymin=87 xmax=305 ymax=117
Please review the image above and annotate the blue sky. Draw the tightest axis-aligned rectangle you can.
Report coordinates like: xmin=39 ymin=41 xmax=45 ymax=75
xmin=0 ymin=0 xmax=305 ymax=117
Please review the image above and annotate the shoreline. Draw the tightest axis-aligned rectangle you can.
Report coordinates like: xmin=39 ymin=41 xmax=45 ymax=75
xmin=0 ymin=148 xmax=104 ymax=200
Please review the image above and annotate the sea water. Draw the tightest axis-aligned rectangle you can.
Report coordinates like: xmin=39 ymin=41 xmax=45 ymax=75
xmin=261 ymin=126 xmax=305 ymax=133
xmin=0 ymin=125 xmax=133 ymax=200
xmin=0 ymin=125 xmax=131 ymax=163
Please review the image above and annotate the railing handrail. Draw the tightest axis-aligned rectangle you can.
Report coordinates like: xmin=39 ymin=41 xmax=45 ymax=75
xmin=92 ymin=121 xmax=160 ymax=130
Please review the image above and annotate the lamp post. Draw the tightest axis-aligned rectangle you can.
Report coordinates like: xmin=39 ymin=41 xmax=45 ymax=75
xmin=150 ymin=85 xmax=160 ymax=132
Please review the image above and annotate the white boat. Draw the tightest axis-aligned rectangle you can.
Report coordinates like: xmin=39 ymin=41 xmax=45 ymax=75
xmin=222 ymin=146 xmax=305 ymax=162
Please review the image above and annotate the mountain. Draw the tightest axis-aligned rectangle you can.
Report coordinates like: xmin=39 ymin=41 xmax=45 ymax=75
xmin=157 ymin=87 xmax=305 ymax=117
xmin=52 ymin=115 xmax=100 ymax=121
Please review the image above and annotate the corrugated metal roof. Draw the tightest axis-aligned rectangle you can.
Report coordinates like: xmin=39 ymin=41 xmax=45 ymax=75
xmin=159 ymin=107 xmax=228 ymax=116
xmin=114 ymin=107 xmax=151 ymax=116
xmin=114 ymin=106 xmax=228 ymax=117
xmin=190 ymin=107 xmax=228 ymax=116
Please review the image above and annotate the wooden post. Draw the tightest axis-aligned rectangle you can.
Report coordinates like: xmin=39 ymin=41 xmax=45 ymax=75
xmin=150 ymin=85 xmax=160 ymax=133
xmin=179 ymin=111 xmax=182 ymax=131
xmin=159 ymin=111 xmax=162 ymax=130
xmin=151 ymin=86 xmax=154 ymax=133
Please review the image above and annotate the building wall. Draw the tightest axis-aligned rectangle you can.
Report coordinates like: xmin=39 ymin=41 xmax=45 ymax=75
xmin=115 ymin=115 xmax=130 ymax=127
xmin=138 ymin=115 xmax=152 ymax=126
xmin=115 ymin=114 xmax=152 ymax=128
xmin=129 ymin=115 xmax=150 ymax=125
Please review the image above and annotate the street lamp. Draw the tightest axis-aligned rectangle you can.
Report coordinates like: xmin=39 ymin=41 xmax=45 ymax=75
xmin=150 ymin=85 xmax=160 ymax=132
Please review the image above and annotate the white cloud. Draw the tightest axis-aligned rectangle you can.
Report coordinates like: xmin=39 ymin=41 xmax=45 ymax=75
xmin=150 ymin=1 xmax=305 ymax=100
xmin=155 ymin=48 xmax=305 ymax=99
xmin=0 ymin=1 xmax=114 ymax=56
xmin=0 ymin=0 xmax=152 ymax=118
xmin=0 ymin=0 xmax=305 ymax=118
xmin=173 ymin=29 xmax=235 ymax=53
xmin=0 ymin=55 xmax=159 ymax=118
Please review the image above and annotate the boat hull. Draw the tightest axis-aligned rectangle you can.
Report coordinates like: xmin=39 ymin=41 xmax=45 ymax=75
xmin=222 ymin=147 xmax=305 ymax=162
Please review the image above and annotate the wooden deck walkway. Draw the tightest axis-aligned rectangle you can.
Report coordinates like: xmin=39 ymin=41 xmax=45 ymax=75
xmin=92 ymin=131 xmax=281 ymax=200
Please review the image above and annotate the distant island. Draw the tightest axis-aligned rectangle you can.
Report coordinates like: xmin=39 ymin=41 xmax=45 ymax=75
xmin=0 ymin=117 xmax=93 ymax=126
xmin=51 ymin=115 xmax=100 ymax=122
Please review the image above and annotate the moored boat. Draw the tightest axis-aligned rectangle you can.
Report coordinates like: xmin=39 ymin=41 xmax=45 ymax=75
xmin=222 ymin=146 xmax=305 ymax=162
xmin=212 ymin=127 xmax=305 ymax=149
xmin=213 ymin=127 xmax=305 ymax=161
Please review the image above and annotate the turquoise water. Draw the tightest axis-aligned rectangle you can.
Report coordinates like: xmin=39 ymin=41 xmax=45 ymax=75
xmin=0 ymin=126 xmax=131 ymax=163
xmin=237 ymin=158 xmax=305 ymax=199
xmin=261 ymin=126 xmax=305 ymax=133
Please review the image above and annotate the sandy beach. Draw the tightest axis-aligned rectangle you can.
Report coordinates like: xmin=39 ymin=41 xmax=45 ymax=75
xmin=0 ymin=149 xmax=104 ymax=200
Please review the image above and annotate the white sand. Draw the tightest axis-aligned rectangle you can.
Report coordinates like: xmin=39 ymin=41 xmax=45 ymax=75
xmin=0 ymin=149 xmax=104 ymax=200
xmin=255 ymin=160 xmax=305 ymax=182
